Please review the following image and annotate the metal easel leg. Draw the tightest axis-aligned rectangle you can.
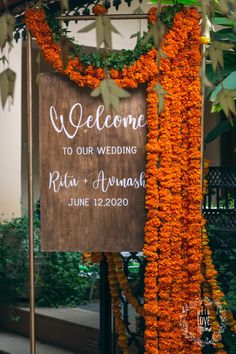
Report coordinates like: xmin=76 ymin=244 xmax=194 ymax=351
xmin=99 ymin=259 xmax=112 ymax=354
xmin=26 ymin=30 xmax=36 ymax=354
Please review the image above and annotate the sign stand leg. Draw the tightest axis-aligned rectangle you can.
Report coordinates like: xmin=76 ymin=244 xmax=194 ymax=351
xmin=99 ymin=259 xmax=112 ymax=354
xmin=26 ymin=30 xmax=36 ymax=354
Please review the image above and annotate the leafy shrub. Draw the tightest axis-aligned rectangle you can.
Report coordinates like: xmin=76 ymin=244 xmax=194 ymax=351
xmin=0 ymin=215 xmax=99 ymax=307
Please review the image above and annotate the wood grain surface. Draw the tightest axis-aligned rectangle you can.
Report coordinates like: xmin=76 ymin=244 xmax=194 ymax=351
xmin=39 ymin=73 xmax=146 ymax=251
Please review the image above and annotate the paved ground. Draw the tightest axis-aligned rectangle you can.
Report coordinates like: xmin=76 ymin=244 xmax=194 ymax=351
xmin=28 ymin=306 xmax=99 ymax=329
xmin=0 ymin=331 xmax=77 ymax=354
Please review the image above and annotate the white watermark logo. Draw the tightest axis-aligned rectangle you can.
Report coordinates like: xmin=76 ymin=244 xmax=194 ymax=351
xmin=180 ymin=297 xmax=228 ymax=347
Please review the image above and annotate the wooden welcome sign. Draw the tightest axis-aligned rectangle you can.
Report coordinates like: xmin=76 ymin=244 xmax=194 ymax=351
xmin=39 ymin=73 xmax=146 ymax=251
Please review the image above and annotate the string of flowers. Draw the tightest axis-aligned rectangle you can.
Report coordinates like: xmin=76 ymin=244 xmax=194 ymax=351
xmin=201 ymin=161 xmax=226 ymax=352
xmin=143 ymin=89 xmax=159 ymax=354
xmin=112 ymin=253 xmax=144 ymax=317
xmin=178 ymin=11 xmax=203 ymax=352
xmin=105 ymin=252 xmax=130 ymax=354
xmin=201 ymin=161 xmax=236 ymax=349
xmin=157 ymin=38 xmax=183 ymax=353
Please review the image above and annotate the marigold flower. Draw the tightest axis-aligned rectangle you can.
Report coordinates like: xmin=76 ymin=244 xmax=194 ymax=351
xmin=92 ymin=4 xmax=108 ymax=15
xmin=200 ymin=35 xmax=210 ymax=44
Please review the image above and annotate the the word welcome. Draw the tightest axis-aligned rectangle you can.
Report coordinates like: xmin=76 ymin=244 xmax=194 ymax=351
xmin=50 ymin=103 xmax=146 ymax=139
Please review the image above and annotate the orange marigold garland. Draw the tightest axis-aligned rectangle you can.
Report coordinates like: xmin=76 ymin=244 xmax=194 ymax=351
xmin=105 ymin=253 xmax=130 ymax=354
xmin=201 ymin=162 xmax=236 ymax=349
xmin=25 ymin=8 xmax=104 ymax=88
xmin=147 ymin=7 xmax=158 ymax=25
xmin=176 ymin=9 xmax=203 ymax=352
xmin=157 ymin=40 xmax=183 ymax=353
xmin=112 ymin=253 xmax=144 ymax=317
xmin=143 ymin=89 xmax=159 ymax=354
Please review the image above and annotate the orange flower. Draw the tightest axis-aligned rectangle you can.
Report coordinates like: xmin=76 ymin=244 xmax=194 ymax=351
xmin=200 ymin=35 xmax=210 ymax=44
xmin=147 ymin=7 xmax=158 ymax=25
xmin=92 ymin=4 xmax=108 ymax=15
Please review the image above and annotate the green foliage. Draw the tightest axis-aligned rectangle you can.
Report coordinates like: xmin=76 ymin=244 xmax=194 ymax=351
xmin=213 ymin=28 xmax=236 ymax=42
xmin=45 ymin=3 xmax=181 ymax=73
xmin=0 ymin=68 xmax=16 ymax=108
xmin=0 ymin=13 xmax=15 ymax=49
xmin=149 ymin=0 xmax=200 ymax=5
xmin=78 ymin=15 xmax=120 ymax=50
xmin=46 ymin=10 xmax=69 ymax=42
xmin=91 ymin=78 xmax=130 ymax=112
xmin=204 ymin=118 xmax=236 ymax=144
xmin=205 ymin=2 xmax=236 ymax=124
xmin=209 ymin=70 xmax=236 ymax=119
xmin=212 ymin=16 xmax=235 ymax=27
xmin=0 ymin=12 xmax=16 ymax=110
xmin=72 ymin=39 xmax=153 ymax=71
xmin=0 ymin=216 xmax=99 ymax=307
xmin=36 ymin=252 xmax=97 ymax=307
xmin=210 ymin=71 xmax=236 ymax=102
xmin=159 ymin=2 xmax=184 ymax=28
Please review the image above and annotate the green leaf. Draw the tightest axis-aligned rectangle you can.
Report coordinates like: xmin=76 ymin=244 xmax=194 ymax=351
xmin=177 ymin=0 xmax=199 ymax=3
xmin=96 ymin=16 xmax=104 ymax=49
xmin=107 ymin=79 xmax=130 ymax=98
xmin=212 ymin=17 xmax=235 ymax=26
xmin=100 ymin=79 xmax=110 ymax=112
xmin=201 ymin=65 xmax=214 ymax=88
xmin=130 ymin=32 xmax=141 ymax=39
xmin=0 ymin=55 xmax=8 ymax=65
xmin=207 ymin=41 xmax=234 ymax=72
xmin=0 ymin=68 xmax=16 ymax=108
xmin=207 ymin=64 xmax=236 ymax=84
xmin=36 ymin=52 xmax=41 ymax=66
xmin=91 ymin=79 xmax=130 ymax=113
xmin=91 ymin=85 xmax=101 ymax=97
xmin=211 ymin=103 xmax=222 ymax=113
xmin=0 ymin=70 xmax=8 ymax=108
xmin=153 ymin=82 xmax=168 ymax=95
xmin=6 ymin=14 xmax=15 ymax=44
xmin=142 ymin=21 xmax=165 ymax=49
xmin=219 ymin=42 xmax=235 ymax=50
xmin=159 ymin=49 xmax=168 ymax=59
xmin=7 ymin=68 xmax=16 ymax=98
xmin=110 ymin=92 xmax=119 ymax=113
xmin=214 ymin=29 xmax=236 ymax=42
xmin=218 ymin=89 xmax=236 ymax=117
xmin=78 ymin=21 xmax=96 ymax=33
xmin=103 ymin=16 xmax=120 ymax=35
xmin=133 ymin=6 xmax=144 ymax=15
xmin=204 ymin=118 xmax=236 ymax=144
xmin=210 ymin=71 xmax=236 ymax=102
xmin=153 ymin=83 xmax=168 ymax=113
xmin=149 ymin=0 xmax=199 ymax=3
xmin=0 ymin=14 xmax=8 ymax=49
xmin=141 ymin=28 xmax=153 ymax=47
xmin=104 ymin=23 xmax=112 ymax=49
